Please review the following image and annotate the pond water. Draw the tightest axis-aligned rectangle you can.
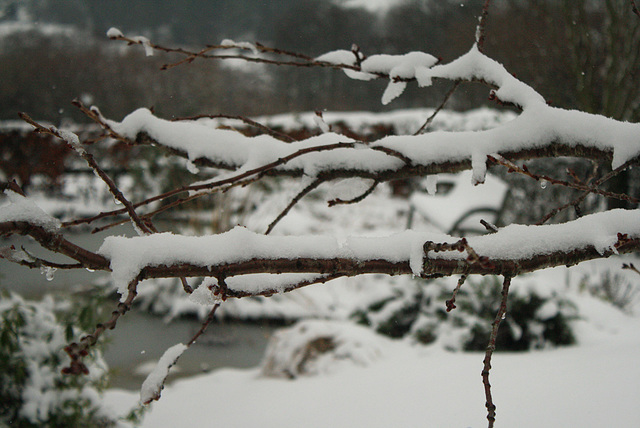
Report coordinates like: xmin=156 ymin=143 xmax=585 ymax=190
xmin=0 ymin=225 xmax=277 ymax=391
xmin=103 ymin=311 xmax=275 ymax=390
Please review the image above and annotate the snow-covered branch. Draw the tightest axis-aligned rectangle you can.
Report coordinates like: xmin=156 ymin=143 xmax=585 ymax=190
xmin=3 ymin=202 xmax=638 ymax=298
xmin=106 ymin=41 xmax=640 ymax=190
xmin=94 ymin=209 xmax=639 ymax=296
xmin=3 ymin=6 xmax=640 ymax=424
xmin=110 ymin=104 xmax=639 ymax=187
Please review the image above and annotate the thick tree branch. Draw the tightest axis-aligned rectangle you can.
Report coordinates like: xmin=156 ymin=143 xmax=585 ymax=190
xmin=6 ymin=210 xmax=636 ymax=292
xmin=102 ymin=223 xmax=640 ymax=297
xmin=0 ymin=221 xmax=110 ymax=271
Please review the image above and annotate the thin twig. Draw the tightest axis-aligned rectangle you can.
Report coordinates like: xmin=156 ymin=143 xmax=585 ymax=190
xmin=19 ymin=112 xmax=154 ymax=235
xmin=180 ymin=277 xmax=194 ymax=294
xmin=88 ymin=175 xmax=262 ymax=233
xmin=63 ymin=276 xmax=141 ymax=375
xmin=622 ymin=262 xmax=640 ymax=275
xmin=327 ymin=180 xmax=379 ymax=207
xmin=225 ymin=273 xmax=347 ymax=298
xmin=1 ymin=180 xmax=26 ymax=196
xmin=72 ymin=102 xmax=198 ymax=299
xmin=188 ymin=303 xmax=220 ymax=346
xmin=445 ymin=275 xmax=467 ymax=312
xmin=370 ymin=145 xmax=413 ymax=165
xmin=72 ymin=99 xmax=132 ymax=144
xmin=415 ymin=81 xmax=461 ymax=135
xmin=63 ymin=142 xmax=356 ymax=229
xmin=172 ymin=113 xmax=297 ymax=142
xmin=537 ymin=157 xmax=639 ymax=224
xmin=108 ymin=33 xmax=386 ymax=77
xmin=537 ymin=192 xmax=590 ymax=225
xmin=266 ymin=178 xmax=324 ymax=235
xmin=633 ymin=0 xmax=640 ymax=18
xmin=480 ymin=219 xmax=499 ymax=233
xmin=489 ymin=154 xmax=639 ymax=205
xmin=476 ymin=0 xmax=493 ymax=52
xmin=482 ymin=275 xmax=512 ymax=428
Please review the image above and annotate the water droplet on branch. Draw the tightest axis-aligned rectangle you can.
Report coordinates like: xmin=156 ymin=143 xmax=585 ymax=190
xmin=40 ymin=266 xmax=57 ymax=281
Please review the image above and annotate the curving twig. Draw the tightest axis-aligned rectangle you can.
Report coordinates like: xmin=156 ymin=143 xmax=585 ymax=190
xmin=265 ymin=178 xmax=324 ymax=235
xmin=172 ymin=113 xmax=297 ymax=143
xmin=482 ymin=275 xmax=511 ymax=428
xmin=327 ymin=180 xmax=379 ymax=207
xmin=63 ymin=276 xmax=141 ymax=375
xmin=414 ymin=81 xmax=461 ymax=135
xmin=489 ymin=154 xmax=640 ymax=206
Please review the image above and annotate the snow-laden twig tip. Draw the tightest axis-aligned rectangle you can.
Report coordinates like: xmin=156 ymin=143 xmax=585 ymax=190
xmin=140 ymin=343 xmax=188 ymax=405
xmin=106 ymin=27 xmax=123 ymax=39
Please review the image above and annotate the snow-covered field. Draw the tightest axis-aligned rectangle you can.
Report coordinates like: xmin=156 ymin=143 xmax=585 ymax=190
xmin=105 ymin=265 xmax=640 ymax=427
xmin=101 ymin=249 xmax=640 ymax=428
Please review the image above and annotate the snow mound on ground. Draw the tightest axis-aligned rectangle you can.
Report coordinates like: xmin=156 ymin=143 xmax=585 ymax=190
xmin=261 ymin=320 xmax=387 ymax=379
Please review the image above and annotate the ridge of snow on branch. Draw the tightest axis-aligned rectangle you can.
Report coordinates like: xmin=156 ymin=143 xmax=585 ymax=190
xmin=98 ymin=209 xmax=640 ymax=297
xmin=0 ymin=191 xmax=61 ymax=232
xmin=105 ymin=44 xmax=640 ymax=186
xmin=111 ymin=103 xmax=640 ymax=187
xmin=316 ymin=50 xmax=439 ymax=104
xmin=140 ymin=343 xmax=187 ymax=404
xmin=106 ymin=44 xmax=640 ymax=188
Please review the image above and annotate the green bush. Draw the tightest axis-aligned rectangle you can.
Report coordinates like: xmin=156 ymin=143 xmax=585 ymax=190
xmin=352 ymin=276 xmax=577 ymax=352
xmin=0 ymin=291 xmax=114 ymax=427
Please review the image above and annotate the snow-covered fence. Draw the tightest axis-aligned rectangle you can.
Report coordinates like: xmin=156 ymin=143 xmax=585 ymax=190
xmin=1 ymin=2 xmax=640 ymax=426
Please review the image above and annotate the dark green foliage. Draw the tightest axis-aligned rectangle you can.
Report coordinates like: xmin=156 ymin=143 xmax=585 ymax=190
xmin=352 ymin=276 xmax=577 ymax=352
xmin=352 ymin=285 xmax=422 ymax=339
xmin=457 ymin=278 xmax=577 ymax=351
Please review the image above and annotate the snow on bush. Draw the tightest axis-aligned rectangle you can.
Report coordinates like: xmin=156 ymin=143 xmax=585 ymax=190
xmin=261 ymin=319 xmax=387 ymax=379
xmin=0 ymin=292 xmax=113 ymax=427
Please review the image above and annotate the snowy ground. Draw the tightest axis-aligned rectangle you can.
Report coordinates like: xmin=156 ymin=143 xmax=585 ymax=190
xmin=104 ymin=262 xmax=640 ymax=427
